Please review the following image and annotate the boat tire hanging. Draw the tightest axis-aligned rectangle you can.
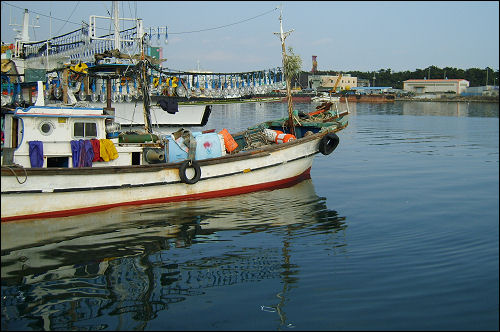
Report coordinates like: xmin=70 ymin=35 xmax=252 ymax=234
xmin=319 ymin=133 xmax=340 ymax=155
xmin=179 ymin=159 xmax=201 ymax=184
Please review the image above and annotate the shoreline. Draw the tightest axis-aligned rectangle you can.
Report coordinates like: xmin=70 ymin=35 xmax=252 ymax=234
xmin=395 ymin=96 xmax=499 ymax=103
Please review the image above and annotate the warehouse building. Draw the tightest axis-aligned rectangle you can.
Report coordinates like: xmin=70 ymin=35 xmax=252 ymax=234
xmin=403 ymin=79 xmax=469 ymax=95
xmin=309 ymin=74 xmax=358 ymax=92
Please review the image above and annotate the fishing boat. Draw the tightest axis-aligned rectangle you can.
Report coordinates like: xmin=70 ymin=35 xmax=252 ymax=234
xmin=311 ymin=92 xmax=340 ymax=103
xmin=339 ymin=93 xmax=395 ymax=103
xmin=1 ymin=8 xmax=349 ymax=222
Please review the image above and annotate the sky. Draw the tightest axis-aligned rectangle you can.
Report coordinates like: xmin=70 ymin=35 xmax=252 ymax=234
xmin=1 ymin=1 xmax=498 ymax=74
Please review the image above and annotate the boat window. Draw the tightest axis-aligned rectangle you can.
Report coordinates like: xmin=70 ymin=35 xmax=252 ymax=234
xmin=73 ymin=122 xmax=97 ymax=138
xmin=39 ymin=121 xmax=55 ymax=136
xmin=47 ymin=156 xmax=69 ymax=168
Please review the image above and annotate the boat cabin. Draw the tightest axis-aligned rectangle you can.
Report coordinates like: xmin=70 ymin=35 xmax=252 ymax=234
xmin=1 ymin=103 xmax=143 ymax=168
xmin=1 ymin=82 xmax=226 ymax=168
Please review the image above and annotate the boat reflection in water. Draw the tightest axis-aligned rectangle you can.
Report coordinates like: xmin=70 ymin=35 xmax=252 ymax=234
xmin=1 ymin=177 xmax=347 ymax=330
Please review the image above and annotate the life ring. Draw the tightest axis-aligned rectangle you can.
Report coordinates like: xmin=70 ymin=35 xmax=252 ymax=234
xmin=179 ymin=159 xmax=201 ymax=184
xmin=318 ymin=133 xmax=339 ymax=155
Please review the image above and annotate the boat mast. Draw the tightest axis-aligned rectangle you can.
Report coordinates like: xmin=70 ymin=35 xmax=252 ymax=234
xmin=113 ymin=1 xmax=121 ymax=52
xmin=140 ymin=34 xmax=153 ymax=134
xmin=9 ymin=8 xmax=40 ymax=58
xmin=273 ymin=6 xmax=295 ymax=136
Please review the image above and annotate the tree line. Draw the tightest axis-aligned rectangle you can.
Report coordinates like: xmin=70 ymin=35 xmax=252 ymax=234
xmin=296 ymin=66 xmax=499 ymax=89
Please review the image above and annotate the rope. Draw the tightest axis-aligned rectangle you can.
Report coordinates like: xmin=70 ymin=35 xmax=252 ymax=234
xmin=5 ymin=165 xmax=28 ymax=184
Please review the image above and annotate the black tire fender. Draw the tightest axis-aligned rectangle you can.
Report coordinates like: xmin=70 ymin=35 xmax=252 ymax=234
xmin=319 ymin=133 xmax=340 ymax=155
xmin=179 ymin=159 xmax=201 ymax=184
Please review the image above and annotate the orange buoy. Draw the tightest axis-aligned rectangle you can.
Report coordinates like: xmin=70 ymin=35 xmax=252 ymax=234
xmin=275 ymin=133 xmax=296 ymax=144
xmin=219 ymin=128 xmax=238 ymax=152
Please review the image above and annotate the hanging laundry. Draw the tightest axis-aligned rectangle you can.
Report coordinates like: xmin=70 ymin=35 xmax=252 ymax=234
xmin=28 ymin=141 xmax=44 ymax=168
xmin=158 ymin=98 xmax=178 ymax=114
xmin=70 ymin=140 xmax=80 ymax=167
xmin=99 ymin=139 xmax=119 ymax=162
xmin=82 ymin=140 xmax=94 ymax=167
xmin=90 ymin=139 xmax=103 ymax=161
xmin=78 ymin=139 xmax=86 ymax=167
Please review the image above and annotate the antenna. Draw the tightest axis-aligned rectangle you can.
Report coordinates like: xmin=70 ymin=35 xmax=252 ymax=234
xmin=9 ymin=9 xmax=40 ymax=42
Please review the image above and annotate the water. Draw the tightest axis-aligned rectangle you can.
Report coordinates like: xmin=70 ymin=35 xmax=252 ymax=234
xmin=1 ymin=101 xmax=498 ymax=331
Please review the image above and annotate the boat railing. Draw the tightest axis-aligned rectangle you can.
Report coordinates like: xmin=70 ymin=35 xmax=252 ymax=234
xmin=20 ymin=26 xmax=139 ymax=64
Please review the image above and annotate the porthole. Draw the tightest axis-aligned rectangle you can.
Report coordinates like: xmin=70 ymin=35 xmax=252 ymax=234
xmin=39 ymin=121 xmax=55 ymax=136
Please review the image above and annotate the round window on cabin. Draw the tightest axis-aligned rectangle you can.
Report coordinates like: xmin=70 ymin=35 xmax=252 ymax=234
xmin=39 ymin=121 xmax=54 ymax=136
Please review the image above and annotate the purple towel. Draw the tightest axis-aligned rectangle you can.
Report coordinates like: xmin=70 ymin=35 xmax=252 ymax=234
xmin=29 ymin=141 xmax=44 ymax=168
xmin=82 ymin=140 xmax=94 ymax=167
xmin=71 ymin=140 xmax=80 ymax=167
xmin=78 ymin=139 xmax=86 ymax=167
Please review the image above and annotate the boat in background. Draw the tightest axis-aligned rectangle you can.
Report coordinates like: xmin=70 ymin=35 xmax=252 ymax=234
xmin=311 ymin=92 xmax=341 ymax=103
xmin=339 ymin=93 xmax=395 ymax=103
xmin=1 ymin=2 xmax=214 ymax=129
xmin=1 ymin=1 xmax=284 ymax=126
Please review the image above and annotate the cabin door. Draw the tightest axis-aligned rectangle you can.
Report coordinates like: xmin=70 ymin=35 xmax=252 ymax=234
xmin=11 ymin=117 xmax=18 ymax=148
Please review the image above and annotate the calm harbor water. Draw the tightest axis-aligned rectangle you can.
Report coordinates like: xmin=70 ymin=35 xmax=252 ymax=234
xmin=1 ymin=101 xmax=498 ymax=331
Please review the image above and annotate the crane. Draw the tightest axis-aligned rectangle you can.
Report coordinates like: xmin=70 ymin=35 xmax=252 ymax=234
xmin=330 ymin=73 xmax=342 ymax=94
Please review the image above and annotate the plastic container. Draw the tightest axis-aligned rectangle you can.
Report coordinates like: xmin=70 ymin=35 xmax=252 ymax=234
xmin=166 ymin=132 xmax=225 ymax=163
xmin=193 ymin=132 xmax=226 ymax=160
xmin=166 ymin=137 xmax=188 ymax=163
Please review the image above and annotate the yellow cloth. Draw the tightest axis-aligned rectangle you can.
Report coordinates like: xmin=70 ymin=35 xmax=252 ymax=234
xmin=99 ymin=139 xmax=118 ymax=162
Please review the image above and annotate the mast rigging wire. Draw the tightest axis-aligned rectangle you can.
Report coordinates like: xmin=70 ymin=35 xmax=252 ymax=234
xmin=2 ymin=2 xmax=278 ymax=37
xmin=168 ymin=7 xmax=278 ymax=35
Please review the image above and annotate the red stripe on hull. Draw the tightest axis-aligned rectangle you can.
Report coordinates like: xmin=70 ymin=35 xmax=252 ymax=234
xmin=2 ymin=168 xmax=312 ymax=222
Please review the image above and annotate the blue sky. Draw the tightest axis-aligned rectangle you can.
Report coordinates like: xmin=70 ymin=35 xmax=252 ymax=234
xmin=2 ymin=1 xmax=498 ymax=73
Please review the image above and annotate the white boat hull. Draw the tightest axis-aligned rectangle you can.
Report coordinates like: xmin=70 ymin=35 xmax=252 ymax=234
xmin=1 ymin=134 xmax=325 ymax=221
xmin=86 ymin=101 xmax=210 ymax=126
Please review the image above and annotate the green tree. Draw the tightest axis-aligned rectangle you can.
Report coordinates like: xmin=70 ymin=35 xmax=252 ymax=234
xmin=294 ymin=65 xmax=498 ymax=89
xmin=283 ymin=47 xmax=302 ymax=135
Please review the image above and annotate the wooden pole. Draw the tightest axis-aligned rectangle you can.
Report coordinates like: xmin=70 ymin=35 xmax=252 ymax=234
xmin=274 ymin=7 xmax=295 ymax=136
xmin=62 ymin=68 xmax=68 ymax=104
xmin=106 ymin=79 xmax=112 ymax=109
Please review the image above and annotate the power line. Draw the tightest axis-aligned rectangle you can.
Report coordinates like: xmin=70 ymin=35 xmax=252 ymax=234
xmin=3 ymin=1 xmax=82 ymax=27
xmin=3 ymin=1 xmax=279 ymax=36
xmin=168 ymin=7 xmax=279 ymax=35
xmin=54 ymin=1 xmax=80 ymax=36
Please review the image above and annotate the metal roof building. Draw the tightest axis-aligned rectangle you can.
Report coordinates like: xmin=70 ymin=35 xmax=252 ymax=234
xmin=403 ymin=79 xmax=469 ymax=95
